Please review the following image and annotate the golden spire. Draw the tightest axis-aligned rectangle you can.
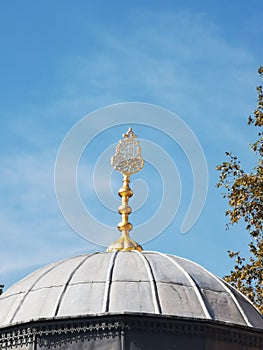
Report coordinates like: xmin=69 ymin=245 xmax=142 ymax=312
xmin=107 ymin=128 xmax=144 ymax=252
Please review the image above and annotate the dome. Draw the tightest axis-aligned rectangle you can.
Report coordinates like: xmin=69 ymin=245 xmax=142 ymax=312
xmin=0 ymin=251 xmax=262 ymax=329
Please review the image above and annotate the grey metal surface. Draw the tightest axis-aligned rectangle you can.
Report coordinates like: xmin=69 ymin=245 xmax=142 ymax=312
xmin=0 ymin=251 xmax=262 ymax=329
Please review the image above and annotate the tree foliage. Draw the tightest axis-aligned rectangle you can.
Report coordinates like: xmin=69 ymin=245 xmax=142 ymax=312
xmin=216 ymin=66 xmax=263 ymax=314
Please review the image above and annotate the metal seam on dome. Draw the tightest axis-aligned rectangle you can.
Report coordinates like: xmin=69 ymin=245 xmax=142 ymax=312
xmin=176 ymin=256 xmax=253 ymax=327
xmin=102 ymin=251 xmax=119 ymax=313
xmin=222 ymin=280 xmax=263 ymax=318
xmin=134 ymin=251 xmax=162 ymax=314
xmin=215 ymin=277 xmax=253 ymax=327
xmin=9 ymin=259 xmax=68 ymax=324
xmin=157 ymin=252 xmax=213 ymax=320
xmin=54 ymin=253 xmax=99 ymax=317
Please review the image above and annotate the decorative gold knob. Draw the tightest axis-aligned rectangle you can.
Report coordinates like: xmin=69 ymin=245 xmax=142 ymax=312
xmin=107 ymin=128 xmax=144 ymax=252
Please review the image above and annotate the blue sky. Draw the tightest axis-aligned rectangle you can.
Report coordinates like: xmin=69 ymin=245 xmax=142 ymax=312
xmin=0 ymin=1 xmax=262 ymax=289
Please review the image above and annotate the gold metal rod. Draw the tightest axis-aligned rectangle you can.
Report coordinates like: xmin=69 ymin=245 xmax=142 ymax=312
xmin=107 ymin=128 xmax=144 ymax=252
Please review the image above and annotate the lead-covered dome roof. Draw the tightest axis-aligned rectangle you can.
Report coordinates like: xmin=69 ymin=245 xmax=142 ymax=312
xmin=0 ymin=251 xmax=262 ymax=329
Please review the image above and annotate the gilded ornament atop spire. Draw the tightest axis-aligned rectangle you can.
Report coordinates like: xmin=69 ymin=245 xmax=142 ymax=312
xmin=107 ymin=128 xmax=144 ymax=252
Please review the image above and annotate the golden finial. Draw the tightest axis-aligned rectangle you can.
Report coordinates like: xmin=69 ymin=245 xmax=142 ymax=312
xmin=107 ymin=127 xmax=144 ymax=252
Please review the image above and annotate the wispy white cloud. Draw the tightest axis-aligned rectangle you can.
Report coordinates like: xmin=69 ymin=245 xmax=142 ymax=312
xmin=53 ymin=10 xmax=257 ymax=145
xmin=0 ymin=151 xmax=96 ymax=287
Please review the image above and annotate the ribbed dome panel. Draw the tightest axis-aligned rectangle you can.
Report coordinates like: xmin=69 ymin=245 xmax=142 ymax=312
xmin=0 ymin=251 xmax=262 ymax=329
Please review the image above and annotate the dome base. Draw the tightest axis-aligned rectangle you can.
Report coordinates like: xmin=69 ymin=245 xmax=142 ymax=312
xmin=0 ymin=313 xmax=262 ymax=350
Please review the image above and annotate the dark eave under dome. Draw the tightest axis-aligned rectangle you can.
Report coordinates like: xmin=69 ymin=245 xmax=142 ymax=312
xmin=0 ymin=251 xmax=262 ymax=330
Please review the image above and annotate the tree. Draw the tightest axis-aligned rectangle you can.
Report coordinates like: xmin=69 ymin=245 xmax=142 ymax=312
xmin=216 ymin=66 xmax=263 ymax=314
